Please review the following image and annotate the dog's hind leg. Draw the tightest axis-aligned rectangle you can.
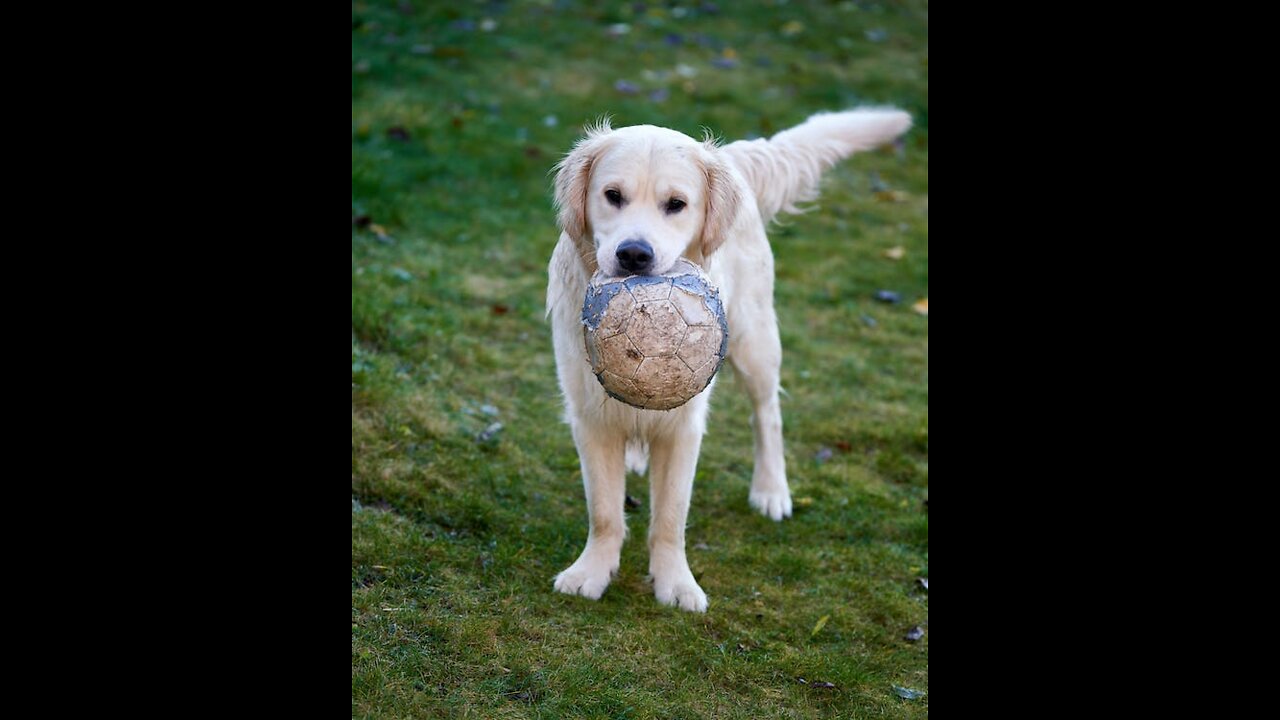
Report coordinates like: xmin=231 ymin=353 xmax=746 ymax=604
xmin=625 ymin=439 xmax=650 ymax=476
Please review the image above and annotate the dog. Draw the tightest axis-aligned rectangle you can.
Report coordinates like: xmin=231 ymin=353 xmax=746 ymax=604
xmin=546 ymin=109 xmax=912 ymax=611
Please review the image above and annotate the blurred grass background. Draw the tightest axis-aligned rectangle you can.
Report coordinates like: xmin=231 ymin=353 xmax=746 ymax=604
xmin=353 ymin=1 xmax=927 ymax=716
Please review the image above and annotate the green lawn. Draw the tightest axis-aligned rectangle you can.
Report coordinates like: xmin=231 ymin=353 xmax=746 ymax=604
xmin=353 ymin=1 xmax=928 ymax=716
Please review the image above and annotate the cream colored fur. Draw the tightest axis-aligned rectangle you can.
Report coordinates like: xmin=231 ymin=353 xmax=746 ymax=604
xmin=546 ymin=109 xmax=912 ymax=612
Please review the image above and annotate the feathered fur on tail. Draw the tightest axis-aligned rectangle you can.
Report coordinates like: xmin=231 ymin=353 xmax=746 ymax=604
xmin=720 ymin=108 xmax=912 ymax=223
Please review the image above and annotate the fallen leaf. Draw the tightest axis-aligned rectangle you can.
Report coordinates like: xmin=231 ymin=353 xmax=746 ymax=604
xmin=883 ymin=246 xmax=906 ymax=260
xmin=835 ymin=441 xmax=852 ymax=452
xmin=904 ymin=625 xmax=924 ymax=642
xmin=874 ymin=190 xmax=908 ymax=203
xmin=491 ymin=304 xmax=510 ymax=315
xmin=810 ymin=681 xmax=837 ymax=690
xmin=810 ymin=614 xmax=829 ymax=638
xmin=780 ymin=20 xmax=805 ymax=37
xmin=912 ymin=298 xmax=928 ymax=316
xmin=892 ymin=685 xmax=925 ymax=700
xmin=794 ymin=497 xmax=813 ymax=507
xmin=874 ymin=290 xmax=901 ymax=304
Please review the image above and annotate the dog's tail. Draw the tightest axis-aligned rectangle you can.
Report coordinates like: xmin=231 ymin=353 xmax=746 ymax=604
xmin=720 ymin=108 xmax=912 ymax=224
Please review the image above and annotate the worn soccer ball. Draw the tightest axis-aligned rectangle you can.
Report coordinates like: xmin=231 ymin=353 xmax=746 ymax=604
xmin=582 ymin=259 xmax=729 ymax=410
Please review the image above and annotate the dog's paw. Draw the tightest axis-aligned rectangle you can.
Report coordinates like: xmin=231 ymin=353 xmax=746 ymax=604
xmin=553 ymin=555 xmax=617 ymax=600
xmin=749 ymin=488 xmax=793 ymax=521
xmin=652 ymin=568 xmax=708 ymax=612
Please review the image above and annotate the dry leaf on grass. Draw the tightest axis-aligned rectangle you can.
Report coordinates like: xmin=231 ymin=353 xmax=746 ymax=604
xmin=810 ymin=614 xmax=829 ymax=638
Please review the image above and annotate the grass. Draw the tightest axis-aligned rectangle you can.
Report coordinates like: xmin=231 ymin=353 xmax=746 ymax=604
xmin=352 ymin=1 xmax=928 ymax=716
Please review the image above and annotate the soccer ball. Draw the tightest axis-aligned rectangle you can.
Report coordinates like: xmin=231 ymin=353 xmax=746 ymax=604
xmin=582 ymin=259 xmax=729 ymax=410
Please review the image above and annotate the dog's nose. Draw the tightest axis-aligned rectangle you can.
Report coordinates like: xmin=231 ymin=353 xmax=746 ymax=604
xmin=616 ymin=239 xmax=655 ymax=274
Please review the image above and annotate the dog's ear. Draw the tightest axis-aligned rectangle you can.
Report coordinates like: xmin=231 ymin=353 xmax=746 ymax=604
xmin=553 ymin=120 xmax=613 ymax=272
xmin=699 ymin=150 xmax=743 ymax=259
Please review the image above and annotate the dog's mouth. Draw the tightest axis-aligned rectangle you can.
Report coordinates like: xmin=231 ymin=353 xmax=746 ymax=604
xmin=606 ymin=263 xmax=667 ymax=279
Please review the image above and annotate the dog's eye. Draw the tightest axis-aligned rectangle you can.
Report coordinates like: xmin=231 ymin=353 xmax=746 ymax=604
xmin=604 ymin=189 xmax=623 ymax=207
xmin=665 ymin=198 xmax=686 ymax=214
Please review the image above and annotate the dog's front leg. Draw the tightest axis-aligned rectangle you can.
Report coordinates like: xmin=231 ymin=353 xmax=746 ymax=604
xmin=730 ymin=309 xmax=792 ymax=521
xmin=554 ymin=421 xmax=627 ymax=600
xmin=647 ymin=426 xmax=708 ymax=612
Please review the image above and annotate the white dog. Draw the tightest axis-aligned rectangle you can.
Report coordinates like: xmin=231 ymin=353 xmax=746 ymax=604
xmin=546 ymin=109 xmax=912 ymax=611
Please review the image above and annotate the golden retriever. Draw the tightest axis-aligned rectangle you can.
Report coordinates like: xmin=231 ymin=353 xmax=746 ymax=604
xmin=546 ymin=109 xmax=912 ymax=611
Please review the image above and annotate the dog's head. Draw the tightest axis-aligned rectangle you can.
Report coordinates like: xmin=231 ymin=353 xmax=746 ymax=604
xmin=554 ymin=120 xmax=742 ymax=277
